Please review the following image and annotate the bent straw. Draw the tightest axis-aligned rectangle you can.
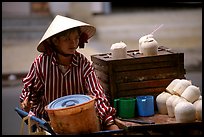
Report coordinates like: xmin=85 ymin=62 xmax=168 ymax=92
xmin=150 ymin=24 xmax=164 ymax=35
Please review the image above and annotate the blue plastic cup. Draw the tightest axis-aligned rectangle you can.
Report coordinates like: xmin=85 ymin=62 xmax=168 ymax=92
xmin=136 ymin=95 xmax=154 ymax=117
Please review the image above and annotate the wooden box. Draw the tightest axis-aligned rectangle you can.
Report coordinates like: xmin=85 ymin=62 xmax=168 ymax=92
xmin=91 ymin=46 xmax=186 ymax=105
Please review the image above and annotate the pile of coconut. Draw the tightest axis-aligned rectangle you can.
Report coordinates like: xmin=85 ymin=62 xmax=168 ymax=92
xmin=156 ymin=79 xmax=202 ymax=123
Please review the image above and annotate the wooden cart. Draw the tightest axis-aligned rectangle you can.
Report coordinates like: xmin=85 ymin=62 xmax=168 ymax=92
xmin=15 ymin=107 xmax=202 ymax=135
xmin=90 ymin=46 xmax=202 ymax=135
xmin=115 ymin=113 xmax=203 ymax=135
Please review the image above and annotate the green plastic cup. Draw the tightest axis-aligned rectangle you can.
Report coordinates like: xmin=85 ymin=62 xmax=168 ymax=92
xmin=118 ymin=97 xmax=136 ymax=118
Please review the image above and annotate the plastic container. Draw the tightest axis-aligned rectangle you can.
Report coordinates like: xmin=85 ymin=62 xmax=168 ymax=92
xmin=45 ymin=94 xmax=100 ymax=134
xmin=136 ymin=95 xmax=154 ymax=116
xmin=115 ymin=97 xmax=136 ymax=118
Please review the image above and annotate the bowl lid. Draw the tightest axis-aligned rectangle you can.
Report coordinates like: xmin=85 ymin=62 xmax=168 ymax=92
xmin=47 ymin=94 xmax=92 ymax=109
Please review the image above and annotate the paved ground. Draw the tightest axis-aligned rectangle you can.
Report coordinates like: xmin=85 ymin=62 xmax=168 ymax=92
xmin=2 ymin=8 xmax=202 ymax=75
xmin=2 ymin=8 xmax=202 ymax=135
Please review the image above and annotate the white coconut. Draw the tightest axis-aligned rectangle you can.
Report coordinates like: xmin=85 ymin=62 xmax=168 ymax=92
xmin=166 ymin=95 xmax=179 ymax=117
xmin=138 ymin=34 xmax=153 ymax=53
xmin=156 ymin=91 xmax=172 ymax=114
xmin=166 ymin=79 xmax=181 ymax=94
xmin=172 ymin=96 xmax=187 ymax=114
xmin=140 ymin=37 xmax=158 ymax=56
xmin=193 ymin=99 xmax=202 ymax=121
xmin=175 ymin=101 xmax=196 ymax=123
xmin=172 ymin=79 xmax=192 ymax=96
xmin=110 ymin=41 xmax=127 ymax=59
xmin=181 ymin=85 xmax=201 ymax=103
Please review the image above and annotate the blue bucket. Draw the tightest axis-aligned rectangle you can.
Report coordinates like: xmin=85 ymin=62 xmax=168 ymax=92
xmin=136 ymin=95 xmax=154 ymax=117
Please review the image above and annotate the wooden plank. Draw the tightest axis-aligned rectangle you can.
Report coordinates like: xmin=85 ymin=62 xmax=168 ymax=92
xmin=106 ymin=88 xmax=164 ymax=105
xmin=92 ymin=53 xmax=184 ymax=64
xmin=95 ymin=69 xmax=109 ymax=83
xmin=113 ymin=61 xmax=183 ymax=72
xmin=110 ymin=53 xmax=184 ymax=65
xmin=117 ymin=78 xmax=173 ymax=91
xmin=117 ymin=87 xmax=166 ymax=97
xmin=115 ymin=113 xmax=203 ymax=135
xmin=91 ymin=46 xmax=184 ymax=63
xmin=108 ymin=62 xmax=117 ymax=105
xmin=177 ymin=53 xmax=185 ymax=74
xmin=115 ymin=114 xmax=203 ymax=132
xmin=92 ymin=63 xmax=109 ymax=73
xmin=115 ymin=67 xmax=186 ymax=83
xmin=91 ymin=55 xmax=108 ymax=66
xmin=127 ymin=50 xmax=174 ymax=58
xmin=98 ymin=79 xmax=109 ymax=92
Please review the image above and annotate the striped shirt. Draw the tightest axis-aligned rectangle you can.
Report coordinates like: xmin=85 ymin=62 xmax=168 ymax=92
xmin=20 ymin=51 xmax=116 ymax=126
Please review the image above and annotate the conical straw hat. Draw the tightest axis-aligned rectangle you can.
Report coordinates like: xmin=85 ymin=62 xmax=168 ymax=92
xmin=37 ymin=15 xmax=96 ymax=52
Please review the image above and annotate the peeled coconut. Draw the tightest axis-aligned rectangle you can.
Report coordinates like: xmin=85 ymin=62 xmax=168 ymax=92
xmin=110 ymin=41 xmax=127 ymax=59
xmin=172 ymin=79 xmax=192 ymax=96
xmin=166 ymin=95 xmax=179 ymax=117
xmin=181 ymin=85 xmax=201 ymax=103
xmin=172 ymin=96 xmax=187 ymax=114
xmin=166 ymin=79 xmax=180 ymax=94
xmin=156 ymin=91 xmax=172 ymax=114
xmin=140 ymin=37 xmax=158 ymax=56
xmin=175 ymin=101 xmax=196 ymax=123
xmin=139 ymin=34 xmax=153 ymax=53
xmin=193 ymin=99 xmax=202 ymax=121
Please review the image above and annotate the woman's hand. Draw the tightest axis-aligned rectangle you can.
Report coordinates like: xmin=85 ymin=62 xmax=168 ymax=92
xmin=20 ymin=97 xmax=32 ymax=112
xmin=104 ymin=124 xmax=120 ymax=131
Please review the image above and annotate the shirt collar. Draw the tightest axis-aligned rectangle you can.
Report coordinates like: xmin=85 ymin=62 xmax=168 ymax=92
xmin=51 ymin=51 xmax=79 ymax=67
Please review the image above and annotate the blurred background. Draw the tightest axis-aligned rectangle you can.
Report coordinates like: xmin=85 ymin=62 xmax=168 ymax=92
xmin=2 ymin=2 xmax=202 ymax=135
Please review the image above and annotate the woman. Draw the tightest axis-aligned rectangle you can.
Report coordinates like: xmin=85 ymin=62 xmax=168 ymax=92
xmin=19 ymin=15 xmax=119 ymax=132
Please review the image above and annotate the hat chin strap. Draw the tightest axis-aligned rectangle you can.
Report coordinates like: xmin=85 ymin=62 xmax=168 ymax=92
xmin=59 ymin=53 xmax=73 ymax=57
xmin=55 ymin=50 xmax=74 ymax=57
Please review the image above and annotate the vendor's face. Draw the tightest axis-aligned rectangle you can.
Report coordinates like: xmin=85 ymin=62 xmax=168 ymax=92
xmin=53 ymin=29 xmax=80 ymax=55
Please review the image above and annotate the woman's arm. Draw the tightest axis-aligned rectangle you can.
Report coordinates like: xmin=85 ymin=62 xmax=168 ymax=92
xmin=84 ymin=66 xmax=118 ymax=128
xmin=20 ymin=55 xmax=45 ymax=113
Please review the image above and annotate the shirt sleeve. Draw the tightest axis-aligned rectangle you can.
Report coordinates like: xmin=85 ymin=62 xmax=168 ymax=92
xmin=20 ymin=62 xmax=36 ymax=103
xmin=83 ymin=61 xmax=116 ymax=127
xmin=20 ymin=57 xmax=44 ymax=113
